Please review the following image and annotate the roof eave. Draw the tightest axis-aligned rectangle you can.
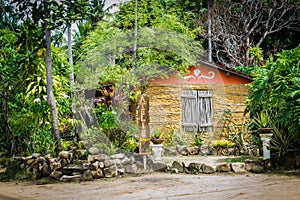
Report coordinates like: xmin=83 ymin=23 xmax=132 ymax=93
xmin=197 ymin=60 xmax=253 ymax=81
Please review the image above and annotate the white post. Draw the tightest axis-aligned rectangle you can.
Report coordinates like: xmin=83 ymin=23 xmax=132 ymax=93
xmin=260 ymin=133 xmax=273 ymax=160
xmin=143 ymin=155 xmax=147 ymax=170
xmin=151 ymin=144 xmax=164 ymax=161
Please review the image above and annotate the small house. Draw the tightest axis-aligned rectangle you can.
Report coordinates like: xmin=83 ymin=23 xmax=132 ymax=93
xmin=145 ymin=60 xmax=252 ymax=144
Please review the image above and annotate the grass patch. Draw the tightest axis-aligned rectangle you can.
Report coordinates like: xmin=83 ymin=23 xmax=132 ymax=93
xmin=225 ymin=155 xmax=262 ymax=163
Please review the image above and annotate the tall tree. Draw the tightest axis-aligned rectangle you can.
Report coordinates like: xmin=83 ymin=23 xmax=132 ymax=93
xmin=44 ymin=0 xmax=62 ymax=151
xmin=10 ymin=0 xmax=91 ymax=152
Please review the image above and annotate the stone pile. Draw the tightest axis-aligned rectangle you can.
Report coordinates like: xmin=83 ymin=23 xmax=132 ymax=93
xmin=7 ymin=147 xmax=164 ymax=182
xmin=167 ymin=159 xmax=267 ymax=174
xmin=4 ymin=146 xmax=268 ymax=182
xmin=172 ymin=144 xmax=260 ymax=157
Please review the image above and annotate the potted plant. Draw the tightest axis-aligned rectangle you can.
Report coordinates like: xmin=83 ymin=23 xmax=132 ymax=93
xmin=253 ymin=111 xmax=273 ymax=133
xmin=150 ymin=128 xmax=165 ymax=144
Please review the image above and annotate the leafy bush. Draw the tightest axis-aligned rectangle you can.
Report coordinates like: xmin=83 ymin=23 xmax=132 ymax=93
xmin=246 ymin=47 xmax=300 ymax=161
xmin=193 ymin=133 xmax=204 ymax=147
xmin=213 ymin=140 xmax=235 ymax=148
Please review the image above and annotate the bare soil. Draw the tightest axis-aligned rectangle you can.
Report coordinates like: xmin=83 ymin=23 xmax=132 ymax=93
xmin=1 ymin=156 xmax=299 ymax=200
xmin=0 ymin=173 xmax=300 ymax=200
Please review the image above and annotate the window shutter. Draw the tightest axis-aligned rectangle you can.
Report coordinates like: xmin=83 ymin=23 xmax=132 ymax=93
xmin=182 ymin=90 xmax=198 ymax=132
xmin=182 ymin=90 xmax=213 ymax=132
xmin=198 ymin=91 xmax=213 ymax=132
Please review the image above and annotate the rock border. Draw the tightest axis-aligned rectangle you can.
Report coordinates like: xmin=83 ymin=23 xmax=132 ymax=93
xmin=2 ymin=146 xmax=268 ymax=182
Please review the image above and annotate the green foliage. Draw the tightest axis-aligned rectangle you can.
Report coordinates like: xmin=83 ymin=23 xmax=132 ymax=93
xmin=94 ymin=104 xmax=139 ymax=152
xmin=0 ymin=22 xmax=73 ymax=155
xmin=30 ymin=125 xmax=56 ymax=155
xmin=151 ymin=128 xmax=162 ymax=139
xmin=246 ymin=47 xmax=300 ymax=161
xmin=249 ymin=46 xmax=264 ymax=66
xmin=246 ymin=47 xmax=300 ymax=131
xmin=225 ymin=155 xmax=260 ymax=163
xmin=213 ymin=140 xmax=235 ymax=148
xmin=193 ymin=133 xmax=204 ymax=147
xmin=164 ymin=128 xmax=187 ymax=146
xmin=270 ymin=123 xmax=296 ymax=160
xmin=235 ymin=65 xmax=256 ymax=76
xmin=75 ymin=1 xmax=203 ymax=154
xmin=122 ymin=131 xmax=139 ymax=152
xmin=252 ymin=110 xmax=271 ymax=129
xmin=217 ymin=109 xmax=251 ymax=150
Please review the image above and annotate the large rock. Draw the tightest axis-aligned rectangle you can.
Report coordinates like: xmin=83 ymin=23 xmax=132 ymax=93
xmin=188 ymin=162 xmax=202 ymax=174
xmin=32 ymin=153 xmax=41 ymax=158
xmin=125 ymin=164 xmax=138 ymax=174
xmin=91 ymin=168 xmax=104 ymax=179
xmin=231 ymin=162 xmax=246 ymax=173
xmin=87 ymin=155 xmax=95 ymax=163
xmin=164 ymin=147 xmax=178 ymax=156
xmin=171 ymin=161 xmax=183 ymax=173
xmin=216 ymin=163 xmax=231 ymax=172
xmin=201 ymin=163 xmax=215 ymax=174
xmin=245 ymin=159 xmax=264 ymax=173
xmin=81 ymin=170 xmax=93 ymax=181
xmin=62 ymin=164 xmax=84 ymax=175
xmin=120 ymin=156 xmax=131 ymax=165
xmin=50 ymin=162 xmax=61 ymax=171
xmin=176 ymin=145 xmax=188 ymax=156
xmin=187 ymin=146 xmax=199 ymax=155
xmin=88 ymin=147 xmax=100 ymax=155
xmin=60 ymin=175 xmax=81 ymax=182
xmin=94 ymin=154 xmax=109 ymax=161
xmin=152 ymin=161 xmax=167 ymax=172
xmin=59 ymin=151 xmax=71 ymax=160
xmin=110 ymin=153 xmax=125 ymax=159
xmin=74 ymin=149 xmax=88 ymax=160
xmin=90 ymin=161 xmax=98 ymax=171
xmin=50 ymin=170 xmax=62 ymax=180
xmin=41 ymin=162 xmax=51 ymax=177
xmin=104 ymin=159 xmax=117 ymax=167
xmin=199 ymin=145 xmax=215 ymax=156
xmin=103 ymin=166 xmax=118 ymax=178
xmin=26 ymin=158 xmax=36 ymax=166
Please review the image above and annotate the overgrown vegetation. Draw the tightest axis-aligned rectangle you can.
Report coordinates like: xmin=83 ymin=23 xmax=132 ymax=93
xmin=246 ymin=47 xmax=300 ymax=164
xmin=0 ymin=0 xmax=299 ymax=170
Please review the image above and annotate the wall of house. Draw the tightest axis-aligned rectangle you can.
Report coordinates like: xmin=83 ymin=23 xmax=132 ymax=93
xmin=146 ymin=82 xmax=250 ymax=145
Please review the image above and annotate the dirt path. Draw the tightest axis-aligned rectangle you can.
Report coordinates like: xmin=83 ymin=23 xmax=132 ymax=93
xmin=0 ymin=173 xmax=299 ymax=200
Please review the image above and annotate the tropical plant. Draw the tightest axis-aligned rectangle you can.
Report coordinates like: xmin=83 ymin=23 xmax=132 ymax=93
xmin=270 ymin=123 xmax=296 ymax=160
xmin=193 ymin=133 xmax=204 ymax=147
xmin=151 ymin=128 xmax=162 ymax=139
xmin=246 ymin=47 xmax=300 ymax=163
xmin=252 ymin=110 xmax=271 ymax=129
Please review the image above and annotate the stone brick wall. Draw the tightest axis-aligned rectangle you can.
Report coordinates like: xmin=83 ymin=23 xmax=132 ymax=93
xmin=145 ymin=83 xmax=250 ymax=144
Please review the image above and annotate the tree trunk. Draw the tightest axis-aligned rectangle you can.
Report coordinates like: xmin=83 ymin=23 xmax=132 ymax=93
xmin=45 ymin=1 xmax=62 ymax=152
xmin=2 ymin=89 xmax=13 ymax=154
xmin=67 ymin=24 xmax=78 ymax=140
xmin=68 ymin=26 xmax=74 ymax=85
xmin=133 ymin=0 xmax=138 ymax=64
xmin=207 ymin=0 xmax=212 ymax=62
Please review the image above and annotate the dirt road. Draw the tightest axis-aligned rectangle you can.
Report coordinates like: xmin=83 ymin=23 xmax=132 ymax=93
xmin=0 ymin=173 xmax=299 ymax=200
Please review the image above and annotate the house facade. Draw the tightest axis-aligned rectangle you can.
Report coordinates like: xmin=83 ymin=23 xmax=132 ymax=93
xmin=145 ymin=61 xmax=252 ymax=144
